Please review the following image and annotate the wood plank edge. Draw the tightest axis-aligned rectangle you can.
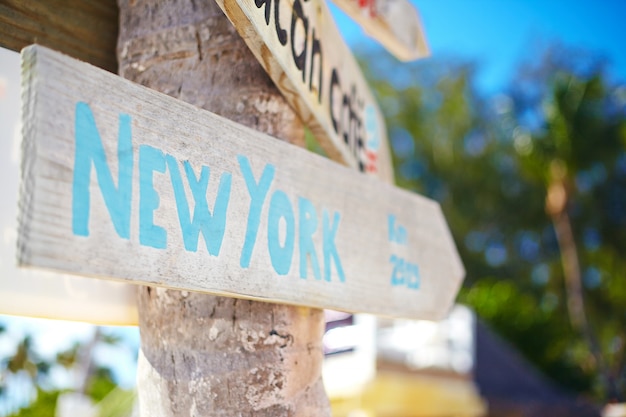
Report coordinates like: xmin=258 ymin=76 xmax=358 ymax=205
xmin=17 ymin=45 xmax=39 ymax=269
xmin=15 ymin=260 xmax=443 ymax=320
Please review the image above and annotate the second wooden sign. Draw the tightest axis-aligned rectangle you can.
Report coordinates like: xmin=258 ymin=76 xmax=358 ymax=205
xmin=215 ymin=0 xmax=394 ymax=182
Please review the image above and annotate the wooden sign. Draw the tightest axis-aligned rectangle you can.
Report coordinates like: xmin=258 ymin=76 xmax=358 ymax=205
xmin=212 ymin=0 xmax=394 ymax=182
xmin=0 ymin=0 xmax=118 ymax=73
xmin=18 ymin=45 xmax=463 ymax=320
xmin=329 ymin=0 xmax=429 ymax=61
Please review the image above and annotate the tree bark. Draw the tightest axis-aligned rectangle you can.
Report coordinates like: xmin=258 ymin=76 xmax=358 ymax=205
xmin=117 ymin=0 xmax=329 ymax=415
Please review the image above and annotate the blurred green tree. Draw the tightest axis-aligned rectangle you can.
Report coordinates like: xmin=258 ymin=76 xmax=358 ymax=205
xmin=0 ymin=322 xmax=136 ymax=416
xmin=361 ymin=45 xmax=626 ymax=401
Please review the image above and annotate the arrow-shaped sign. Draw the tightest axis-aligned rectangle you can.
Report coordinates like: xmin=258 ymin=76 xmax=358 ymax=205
xmin=18 ymin=46 xmax=463 ymax=320
xmin=329 ymin=0 xmax=430 ymax=61
xmin=210 ymin=0 xmax=394 ymax=182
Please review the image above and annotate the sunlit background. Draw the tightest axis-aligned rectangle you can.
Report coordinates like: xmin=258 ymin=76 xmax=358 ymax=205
xmin=1 ymin=0 xmax=625 ymax=416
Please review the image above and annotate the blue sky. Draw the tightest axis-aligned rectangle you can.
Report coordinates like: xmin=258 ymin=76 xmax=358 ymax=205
xmin=332 ymin=0 xmax=626 ymax=93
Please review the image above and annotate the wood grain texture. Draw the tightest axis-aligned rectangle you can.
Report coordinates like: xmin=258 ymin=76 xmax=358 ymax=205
xmin=328 ymin=0 xmax=429 ymax=61
xmin=0 ymin=0 xmax=118 ymax=73
xmin=19 ymin=45 xmax=464 ymax=320
xmin=215 ymin=0 xmax=394 ymax=182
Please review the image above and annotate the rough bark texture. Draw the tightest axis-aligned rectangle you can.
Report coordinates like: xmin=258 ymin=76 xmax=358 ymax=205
xmin=117 ymin=0 xmax=304 ymax=146
xmin=117 ymin=0 xmax=329 ymax=415
xmin=136 ymin=290 xmax=328 ymax=416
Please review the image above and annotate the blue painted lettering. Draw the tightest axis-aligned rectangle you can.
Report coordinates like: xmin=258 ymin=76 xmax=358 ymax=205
xmin=407 ymin=263 xmax=420 ymax=289
xmin=388 ymin=214 xmax=407 ymax=245
xmin=323 ymin=209 xmax=345 ymax=282
xmin=298 ymin=197 xmax=321 ymax=280
xmin=389 ymin=254 xmax=420 ymax=289
xmin=238 ymin=155 xmax=275 ymax=268
xmin=267 ymin=190 xmax=295 ymax=275
xmin=72 ymin=102 xmax=133 ymax=238
xmin=167 ymin=157 xmax=232 ymax=255
xmin=139 ymin=145 xmax=167 ymax=249
xmin=72 ymin=104 xmax=348 ymax=283
xmin=389 ymin=254 xmax=403 ymax=285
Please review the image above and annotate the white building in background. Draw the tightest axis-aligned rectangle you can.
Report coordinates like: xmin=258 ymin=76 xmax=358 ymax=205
xmin=322 ymin=305 xmax=486 ymax=417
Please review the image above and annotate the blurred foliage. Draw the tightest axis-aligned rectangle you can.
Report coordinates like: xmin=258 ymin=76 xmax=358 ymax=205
xmin=0 ymin=323 xmax=136 ymax=416
xmin=97 ymin=387 xmax=136 ymax=417
xmin=7 ymin=388 xmax=60 ymax=417
xmin=361 ymin=44 xmax=626 ymax=401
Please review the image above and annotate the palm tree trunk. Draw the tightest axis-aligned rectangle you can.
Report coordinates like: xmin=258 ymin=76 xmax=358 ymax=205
xmin=547 ymin=176 xmax=620 ymax=400
xmin=117 ymin=0 xmax=330 ymax=415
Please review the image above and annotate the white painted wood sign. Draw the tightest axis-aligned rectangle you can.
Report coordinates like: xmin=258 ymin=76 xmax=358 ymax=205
xmin=18 ymin=46 xmax=464 ymax=320
xmin=329 ymin=0 xmax=429 ymax=61
xmin=214 ymin=0 xmax=394 ymax=182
